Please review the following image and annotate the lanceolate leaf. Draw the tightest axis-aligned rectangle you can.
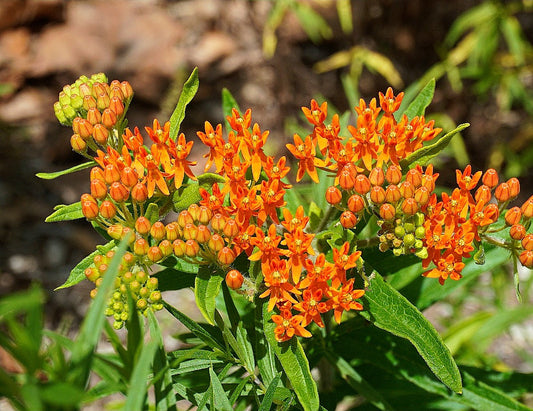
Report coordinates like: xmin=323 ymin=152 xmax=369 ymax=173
xmin=399 ymin=78 xmax=436 ymax=120
xmin=169 ymin=67 xmax=199 ymax=140
xmin=45 ymin=202 xmax=84 ymax=222
xmin=262 ymin=302 xmax=319 ymax=411
xmin=222 ymin=88 xmax=241 ymax=132
xmin=55 ymin=241 xmax=116 ymax=290
xmin=399 ymin=123 xmax=470 ymax=169
xmin=360 ymin=272 xmax=462 ymax=394
xmin=36 ymin=161 xmax=95 ymax=180
xmin=195 ymin=266 xmax=224 ymax=325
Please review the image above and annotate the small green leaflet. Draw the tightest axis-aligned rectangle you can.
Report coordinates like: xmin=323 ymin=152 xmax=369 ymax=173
xmin=169 ymin=67 xmax=199 ymax=140
xmin=45 ymin=202 xmax=84 ymax=222
xmin=36 ymin=161 xmax=95 ymax=180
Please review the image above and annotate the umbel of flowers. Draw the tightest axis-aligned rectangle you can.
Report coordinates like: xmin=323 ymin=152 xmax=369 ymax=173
xmin=54 ymin=74 xmax=532 ymax=338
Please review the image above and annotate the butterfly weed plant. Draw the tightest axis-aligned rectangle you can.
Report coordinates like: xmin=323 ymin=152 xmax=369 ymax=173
xmin=18 ymin=69 xmax=533 ymax=410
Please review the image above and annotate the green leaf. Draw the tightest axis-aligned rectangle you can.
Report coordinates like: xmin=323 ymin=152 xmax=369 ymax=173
xmin=148 ymin=311 xmax=177 ymax=411
xmin=262 ymin=302 xmax=319 ymax=411
xmin=326 ymin=350 xmax=395 ymax=411
xmin=36 ymin=161 xmax=95 ymax=180
xmin=169 ymin=67 xmax=199 ymax=140
xmin=399 ymin=123 xmax=470 ymax=169
xmin=255 ymin=299 xmax=278 ymax=387
xmin=259 ymin=373 xmax=282 ymax=411
xmin=55 ymin=241 xmax=116 ymax=290
xmin=45 ymin=202 xmax=84 ymax=222
xmin=124 ymin=339 xmax=158 ymax=411
xmin=153 ymin=267 xmax=196 ymax=291
xmin=398 ymin=78 xmax=435 ymax=121
xmin=144 ymin=203 xmax=160 ymax=224
xmin=0 ymin=285 xmax=44 ymax=318
xmin=70 ymin=235 xmax=130 ymax=386
xmin=360 ymin=272 xmax=462 ymax=393
xmin=195 ymin=265 xmax=224 ymax=325
xmin=163 ymin=301 xmax=225 ymax=352
xmin=222 ymin=88 xmax=241 ymax=132
xmin=209 ymin=367 xmax=233 ymax=411
xmin=173 ymin=173 xmax=225 ymax=212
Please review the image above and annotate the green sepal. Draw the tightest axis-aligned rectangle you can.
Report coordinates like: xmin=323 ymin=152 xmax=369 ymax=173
xmin=36 ymin=161 xmax=95 ymax=180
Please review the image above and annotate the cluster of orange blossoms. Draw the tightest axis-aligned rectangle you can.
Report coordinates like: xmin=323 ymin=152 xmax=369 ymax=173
xmin=56 ymin=74 xmax=532 ymax=339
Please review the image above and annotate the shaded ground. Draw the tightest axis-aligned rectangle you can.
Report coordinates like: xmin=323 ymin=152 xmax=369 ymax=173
xmin=1 ymin=0 xmax=532 ymax=379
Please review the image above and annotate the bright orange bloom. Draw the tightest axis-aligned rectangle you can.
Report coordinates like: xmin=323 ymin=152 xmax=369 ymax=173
xmin=167 ymin=133 xmax=197 ymax=189
xmin=286 ymin=134 xmax=323 ymax=183
xmin=243 ymin=123 xmax=269 ymax=181
xmin=145 ymin=119 xmax=171 ymax=171
xmin=281 ymin=206 xmax=309 ymax=233
xmin=293 ymin=288 xmax=330 ymax=327
xmin=197 ymin=121 xmax=224 ymax=172
xmin=271 ymin=309 xmax=312 ymax=342
xmin=329 ymin=279 xmax=364 ymax=323
xmin=258 ymin=179 xmax=286 ymax=225
xmin=299 ymin=253 xmax=334 ymax=290
xmin=456 ymin=165 xmax=482 ymax=192
xmin=283 ymin=228 xmax=315 ymax=283
xmin=135 ymin=147 xmax=169 ymax=197
xmin=199 ymin=183 xmax=226 ymax=215
xmin=249 ymin=224 xmax=283 ymax=264
xmin=263 ymin=156 xmax=292 ymax=189
xmin=259 ymin=258 xmax=300 ymax=311
xmin=302 ymin=99 xmax=327 ymax=127
xmin=332 ymin=242 xmax=361 ymax=287
xmin=423 ymin=252 xmax=465 ymax=285
xmin=379 ymin=87 xmax=404 ymax=115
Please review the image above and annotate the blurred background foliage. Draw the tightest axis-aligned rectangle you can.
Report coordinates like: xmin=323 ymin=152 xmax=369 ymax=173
xmin=0 ymin=0 xmax=532 ymax=409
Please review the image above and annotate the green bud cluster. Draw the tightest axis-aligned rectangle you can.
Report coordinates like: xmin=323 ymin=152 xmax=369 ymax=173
xmin=54 ymin=73 xmax=108 ymax=125
xmin=85 ymin=250 xmax=163 ymax=329
xmin=377 ymin=212 xmax=428 ymax=259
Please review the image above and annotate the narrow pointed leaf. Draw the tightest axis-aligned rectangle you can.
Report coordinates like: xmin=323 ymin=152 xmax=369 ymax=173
xmin=124 ymin=339 xmax=158 ymax=411
xmin=55 ymin=241 xmax=116 ymax=290
xmin=169 ymin=67 xmax=199 ymax=139
xmin=399 ymin=123 xmax=470 ymax=169
xmin=397 ymin=78 xmax=435 ymax=120
xmin=262 ymin=302 xmax=319 ymax=411
xmin=45 ymin=202 xmax=84 ymax=222
xmin=195 ymin=266 xmax=224 ymax=324
xmin=222 ymin=88 xmax=241 ymax=132
xmin=255 ymin=299 xmax=277 ymax=386
xmin=36 ymin=161 xmax=95 ymax=180
xmin=360 ymin=272 xmax=462 ymax=393
xmin=259 ymin=373 xmax=282 ymax=411
xmin=209 ymin=367 xmax=233 ymax=411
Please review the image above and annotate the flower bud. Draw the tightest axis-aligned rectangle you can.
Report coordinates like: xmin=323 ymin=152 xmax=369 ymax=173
xmin=187 ymin=204 xmax=200 ymax=222
xmin=405 ymin=169 xmax=422 ymax=187
xmin=399 ymin=181 xmax=415 ymax=198
xmin=121 ymin=81 xmax=134 ymax=99
xmin=505 ymin=207 xmax=522 ymax=226
xmin=83 ymin=94 xmax=97 ymax=110
xmin=109 ymin=181 xmax=129 ymax=203
xmin=519 ymin=250 xmax=533 ymax=268
xmin=82 ymin=199 xmax=99 ymax=219
xmin=421 ymin=174 xmax=436 ymax=192
xmin=109 ymin=96 xmax=124 ymax=117
xmin=369 ymin=167 xmax=385 ymax=186
xmin=96 ymin=92 xmax=111 ymax=111
xmin=338 ymin=169 xmax=355 ymax=190
xmin=354 ymin=174 xmax=371 ymax=194
xmin=120 ymin=166 xmax=138 ymax=187
xmin=494 ymin=182 xmax=510 ymax=202
xmin=198 ymin=205 xmax=213 ymax=225
xmin=77 ymin=119 xmax=93 ymax=140
xmin=151 ymin=221 xmax=166 ymax=240
xmin=85 ymin=267 xmax=99 ymax=282
xmin=99 ymin=200 xmax=117 ymax=219
xmin=107 ymin=224 xmax=124 ymax=240
xmin=90 ymin=178 xmax=108 ymax=200
xmin=131 ymin=183 xmax=148 ymax=203
xmin=326 ymin=186 xmax=342 ymax=205
xmin=86 ymin=107 xmax=102 ymax=125
xmin=183 ymin=223 xmax=198 ymax=240
xmin=102 ymin=108 xmax=117 ymax=128
xmin=414 ymin=186 xmax=430 ymax=206
xmin=522 ymin=234 xmax=533 ymax=251
xmin=340 ymin=211 xmax=358 ymax=229
xmin=208 ymin=233 xmax=225 ymax=252
xmin=218 ymin=246 xmax=236 ymax=265
xmin=185 ymin=239 xmax=200 ymax=257
xmin=104 ymin=164 xmax=121 ymax=184
xmin=92 ymin=123 xmax=109 ymax=145
xmin=482 ymin=168 xmax=499 ymax=188
xmin=483 ymin=203 xmax=499 ymax=224
xmin=509 ymin=224 xmax=526 ymax=240
xmin=210 ymin=213 xmax=226 ymax=232
xmin=474 ymin=185 xmax=492 ymax=204
xmin=159 ymin=240 xmax=173 ymax=257
xmin=178 ymin=210 xmax=194 ymax=228
xmin=401 ymin=198 xmax=418 ymax=215
xmin=521 ymin=195 xmax=533 ymax=218
xmin=173 ymin=239 xmax=186 ymax=257
xmin=70 ymin=134 xmax=87 ymax=152
xmin=385 ymin=185 xmax=401 ymax=203
xmin=347 ymin=194 xmax=365 ymax=213
xmin=385 ymin=165 xmax=402 ymax=184
xmin=370 ymin=186 xmax=386 ymax=204
xmin=196 ymin=224 xmax=211 ymax=243
xmin=226 ymin=269 xmax=244 ymax=290
xmin=147 ymin=246 xmax=163 ymax=263
xmin=150 ymin=290 xmax=162 ymax=303
xmin=223 ymin=218 xmax=239 ymax=238
xmin=379 ymin=203 xmax=396 ymax=221
xmin=165 ymin=222 xmax=180 ymax=241
xmin=507 ymin=178 xmax=520 ymax=199
xmin=135 ymin=216 xmax=151 ymax=235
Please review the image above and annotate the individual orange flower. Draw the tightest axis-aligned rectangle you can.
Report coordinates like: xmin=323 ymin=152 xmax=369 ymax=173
xmin=299 ymin=253 xmax=334 ymax=290
xmin=227 ymin=108 xmax=252 ymax=136
xmin=229 ymin=185 xmax=262 ymax=227
xmin=332 ymin=242 xmax=361 ymax=287
xmin=283 ymin=228 xmax=315 ymax=283
xmin=196 ymin=121 xmax=224 ymax=172
xmin=243 ymin=123 xmax=269 ymax=181
xmin=423 ymin=252 xmax=465 ymax=285
xmin=257 ymin=179 xmax=286 ymax=225
xmin=249 ymin=224 xmax=283 ymax=265
xmin=223 ymin=155 xmax=250 ymax=195
xmin=281 ymin=205 xmax=309 ymax=233
xmin=263 ymin=156 xmax=292 ymax=189
xmin=347 ymin=124 xmax=379 ymax=170
xmin=379 ymin=87 xmax=404 ymax=115
xmin=286 ymin=134 xmax=324 ymax=183
xmin=259 ymin=258 xmax=300 ymax=311
xmin=329 ymin=279 xmax=364 ymax=323
xmin=456 ymin=165 xmax=482 ymax=192
xmin=302 ymin=99 xmax=327 ymax=127
xmin=167 ymin=133 xmax=197 ymax=189
xmin=293 ymin=288 xmax=330 ymax=327
xmin=145 ymin=119 xmax=171 ymax=171
xmin=135 ymin=147 xmax=169 ymax=197
xmin=199 ymin=183 xmax=226 ymax=215
xmin=271 ymin=309 xmax=312 ymax=342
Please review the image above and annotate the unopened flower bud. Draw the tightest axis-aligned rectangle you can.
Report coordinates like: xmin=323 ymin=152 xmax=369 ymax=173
xmin=414 ymin=186 xmax=430 ymax=206
xmin=109 ymin=181 xmax=129 ymax=203
xmin=507 ymin=178 xmax=520 ymax=199
xmin=85 ymin=267 xmax=99 ymax=282
xmin=86 ymin=107 xmax=102 ymax=125
xmin=505 ymin=207 xmax=522 ymax=226
xmin=385 ymin=165 xmax=402 ymax=184
xmin=96 ymin=92 xmax=111 ymax=111
xmin=223 ymin=218 xmax=239 ymax=238
xmin=185 ymin=239 xmax=200 ymax=257
xmin=226 ymin=269 xmax=244 ymax=290
xmin=70 ymin=134 xmax=86 ymax=151
xmin=120 ymin=167 xmax=138 ymax=187
xmin=494 ymin=182 xmax=510 ymax=202
xmin=354 ymin=174 xmax=371 ymax=194
xmin=406 ymin=169 xmax=422 ymax=187
xmin=92 ymin=123 xmax=109 ymax=144
xmin=101 ymin=108 xmax=117 ymax=128
xmin=510 ymin=224 xmax=526 ymax=240
xmin=370 ymin=186 xmax=386 ymax=204
xmin=77 ymin=119 xmax=93 ymax=140
xmin=521 ymin=196 xmax=533 ymax=218
xmin=82 ymin=199 xmax=99 ymax=219
xmin=109 ymin=96 xmax=124 ymax=117
xmin=178 ymin=210 xmax=194 ymax=228
xmin=165 ymin=222 xmax=180 ymax=241
xmin=385 ymin=185 xmax=401 ymax=203
xmin=379 ymin=203 xmax=396 ymax=221
xmin=83 ymin=94 xmax=97 ymax=110
xmin=151 ymin=221 xmax=166 ymax=240
xmin=522 ymin=234 xmax=533 ymax=251
xmin=135 ymin=216 xmax=151 ymax=235
xmin=399 ymin=181 xmax=415 ymax=198
xmin=519 ymin=250 xmax=533 ymax=268
xmin=340 ymin=211 xmax=358 ymax=229
xmin=107 ymin=224 xmax=124 ymax=240
xmin=104 ymin=164 xmax=121 ymax=184
xmin=196 ymin=224 xmax=211 ymax=243
xmin=482 ymin=168 xmax=499 ymax=188
xmin=210 ymin=213 xmax=226 ymax=232
xmin=474 ymin=185 xmax=492 ymax=204
xmin=347 ymin=194 xmax=365 ymax=213
xmin=147 ymin=246 xmax=163 ymax=263
xmin=402 ymin=198 xmax=418 ymax=215
xmin=326 ymin=186 xmax=342 ymax=205
xmin=339 ymin=169 xmax=355 ymax=190
xmin=208 ymin=233 xmax=224 ymax=252
xmin=159 ymin=239 xmax=173 ymax=257
xmin=198 ymin=205 xmax=213 ymax=225
xmin=121 ymin=81 xmax=134 ymax=99
xmin=369 ymin=167 xmax=385 ymax=186
xmin=183 ymin=223 xmax=198 ymax=241
xmin=187 ymin=204 xmax=200 ymax=222
xmin=131 ymin=183 xmax=148 ymax=203
xmin=99 ymin=200 xmax=117 ymax=219
xmin=173 ymin=239 xmax=186 ymax=257
xmin=218 ymin=246 xmax=235 ymax=265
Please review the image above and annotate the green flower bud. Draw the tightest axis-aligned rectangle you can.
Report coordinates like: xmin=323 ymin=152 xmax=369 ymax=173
xmin=113 ymin=321 xmax=124 ymax=330
xmin=404 ymin=222 xmax=415 ymax=233
xmin=394 ymin=226 xmax=406 ymax=238
xmin=415 ymin=226 xmax=426 ymax=239
xmin=415 ymin=247 xmax=428 ymax=260
xmin=404 ymin=234 xmax=415 ymax=247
